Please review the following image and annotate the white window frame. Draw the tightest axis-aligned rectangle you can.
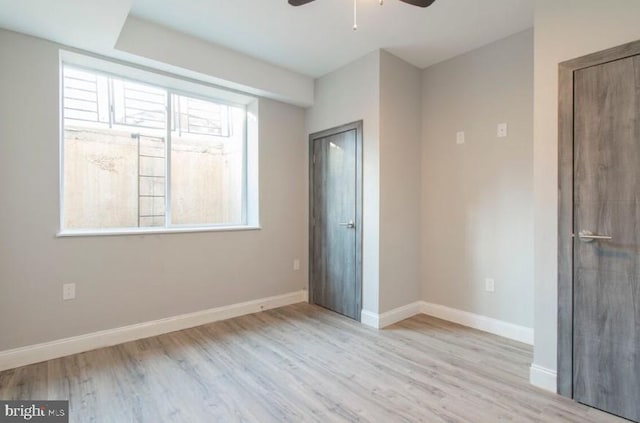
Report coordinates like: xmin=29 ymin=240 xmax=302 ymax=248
xmin=58 ymin=51 xmax=260 ymax=237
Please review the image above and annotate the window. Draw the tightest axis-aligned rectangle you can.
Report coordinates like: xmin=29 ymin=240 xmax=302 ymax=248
xmin=60 ymin=60 xmax=257 ymax=235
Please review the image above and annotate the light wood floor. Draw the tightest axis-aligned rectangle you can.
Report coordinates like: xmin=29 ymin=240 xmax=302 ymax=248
xmin=0 ymin=303 xmax=626 ymax=422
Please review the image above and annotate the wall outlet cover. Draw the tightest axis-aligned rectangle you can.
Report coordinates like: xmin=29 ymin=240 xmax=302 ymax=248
xmin=63 ymin=283 xmax=76 ymax=300
xmin=497 ymin=123 xmax=508 ymax=138
xmin=485 ymin=278 xmax=495 ymax=293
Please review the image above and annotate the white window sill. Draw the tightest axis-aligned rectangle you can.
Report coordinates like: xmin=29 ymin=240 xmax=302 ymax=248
xmin=57 ymin=225 xmax=262 ymax=238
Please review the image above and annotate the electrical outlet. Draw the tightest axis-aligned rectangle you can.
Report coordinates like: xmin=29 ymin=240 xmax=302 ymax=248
xmin=63 ymin=283 xmax=76 ymax=300
xmin=497 ymin=123 xmax=508 ymax=138
xmin=293 ymin=259 xmax=301 ymax=271
xmin=485 ymin=278 xmax=495 ymax=293
xmin=456 ymin=131 xmax=465 ymax=144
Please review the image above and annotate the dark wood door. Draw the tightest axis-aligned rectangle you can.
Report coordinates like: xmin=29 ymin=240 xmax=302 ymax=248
xmin=573 ymin=55 xmax=640 ymax=422
xmin=310 ymin=123 xmax=361 ymax=321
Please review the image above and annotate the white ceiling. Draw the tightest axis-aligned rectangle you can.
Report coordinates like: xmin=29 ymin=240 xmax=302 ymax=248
xmin=0 ymin=0 xmax=132 ymax=52
xmin=0 ymin=0 xmax=533 ymax=79
xmin=130 ymin=0 xmax=534 ymax=77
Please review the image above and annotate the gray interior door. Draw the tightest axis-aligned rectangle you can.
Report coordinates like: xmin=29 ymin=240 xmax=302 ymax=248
xmin=573 ymin=55 xmax=640 ymax=422
xmin=310 ymin=125 xmax=361 ymax=321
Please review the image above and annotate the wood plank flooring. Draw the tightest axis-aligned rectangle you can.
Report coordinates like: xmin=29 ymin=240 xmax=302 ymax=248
xmin=0 ymin=303 xmax=626 ymax=422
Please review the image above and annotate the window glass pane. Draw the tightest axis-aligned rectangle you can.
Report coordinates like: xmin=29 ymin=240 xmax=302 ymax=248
xmin=61 ymin=62 xmax=250 ymax=233
xmin=136 ymin=135 xmax=166 ymax=228
xmin=62 ymin=67 xmax=109 ymax=124
xmin=170 ymin=93 xmax=245 ymax=226
xmin=112 ymin=79 xmax=167 ymax=129
xmin=62 ymin=65 xmax=167 ymax=230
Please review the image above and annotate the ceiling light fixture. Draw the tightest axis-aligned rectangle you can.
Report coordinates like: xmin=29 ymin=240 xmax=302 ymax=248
xmin=289 ymin=0 xmax=436 ymax=31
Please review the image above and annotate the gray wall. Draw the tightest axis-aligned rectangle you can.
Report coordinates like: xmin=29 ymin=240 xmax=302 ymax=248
xmin=13 ymin=3 xmax=640 ymax=373
xmin=305 ymin=38 xmax=533 ymax=322
xmin=533 ymin=0 xmax=640 ymax=375
xmin=421 ymin=30 xmax=534 ymax=328
xmin=0 ymin=29 xmax=307 ymax=351
xmin=305 ymin=50 xmax=423 ymax=315
xmin=115 ymin=16 xmax=314 ymax=107
xmin=379 ymin=51 xmax=422 ymax=312
xmin=306 ymin=51 xmax=381 ymax=314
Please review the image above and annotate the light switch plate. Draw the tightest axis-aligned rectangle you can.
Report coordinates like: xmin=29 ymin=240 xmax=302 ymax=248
xmin=456 ymin=131 xmax=465 ymax=144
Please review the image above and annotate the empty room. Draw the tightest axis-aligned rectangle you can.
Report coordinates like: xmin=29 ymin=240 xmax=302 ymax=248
xmin=0 ymin=0 xmax=639 ymax=421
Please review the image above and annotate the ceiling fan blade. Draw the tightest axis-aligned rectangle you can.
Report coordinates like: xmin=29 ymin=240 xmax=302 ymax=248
xmin=398 ymin=0 xmax=436 ymax=7
xmin=288 ymin=0 xmax=316 ymax=5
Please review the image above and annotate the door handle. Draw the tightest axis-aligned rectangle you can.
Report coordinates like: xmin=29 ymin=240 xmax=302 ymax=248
xmin=339 ymin=220 xmax=355 ymax=229
xmin=578 ymin=230 xmax=612 ymax=243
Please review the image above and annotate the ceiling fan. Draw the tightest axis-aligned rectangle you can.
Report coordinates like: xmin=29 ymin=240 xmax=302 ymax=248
xmin=288 ymin=0 xmax=436 ymax=30
xmin=288 ymin=0 xmax=436 ymax=6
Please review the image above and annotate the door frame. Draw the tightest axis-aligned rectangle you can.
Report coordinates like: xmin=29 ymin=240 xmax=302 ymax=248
xmin=557 ymin=39 xmax=640 ymax=397
xmin=308 ymin=120 xmax=363 ymax=320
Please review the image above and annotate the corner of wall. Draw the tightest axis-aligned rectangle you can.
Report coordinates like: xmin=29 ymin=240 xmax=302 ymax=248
xmin=529 ymin=363 xmax=558 ymax=393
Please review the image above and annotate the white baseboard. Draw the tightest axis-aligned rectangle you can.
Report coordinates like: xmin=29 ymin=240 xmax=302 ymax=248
xmin=0 ymin=290 xmax=307 ymax=372
xmin=361 ymin=302 xmax=423 ymax=329
xmin=529 ymin=364 xmax=557 ymax=393
xmin=360 ymin=301 xmax=533 ymax=345
xmin=421 ymin=302 xmax=534 ymax=345
xmin=360 ymin=310 xmax=380 ymax=328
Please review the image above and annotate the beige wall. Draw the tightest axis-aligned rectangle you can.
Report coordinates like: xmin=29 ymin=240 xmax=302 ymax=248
xmin=306 ymin=51 xmax=381 ymax=313
xmin=379 ymin=51 xmax=422 ymax=312
xmin=533 ymin=0 xmax=640 ymax=375
xmin=0 ymin=29 xmax=307 ymax=351
xmin=421 ymin=30 xmax=534 ymax=327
